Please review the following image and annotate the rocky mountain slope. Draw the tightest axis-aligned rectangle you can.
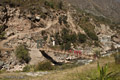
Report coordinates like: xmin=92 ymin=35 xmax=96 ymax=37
xmin=0 ymin=0 xmax=120 ymax=71
xmin=65 ymin=0 xmax=120 ymax=23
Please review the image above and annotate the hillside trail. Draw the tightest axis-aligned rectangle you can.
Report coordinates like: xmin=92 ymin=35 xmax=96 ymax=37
xmin=0 ymin=11 xmax=81 ymax=51
xmin=0 ymin=13 xmax=93 ymax=60
xmin=0 ymin=20 xmax=58 ymax=51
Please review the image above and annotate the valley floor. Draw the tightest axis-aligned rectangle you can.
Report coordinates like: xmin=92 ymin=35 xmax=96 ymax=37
xmin=0 ymin=56 xmax=120 ymax=80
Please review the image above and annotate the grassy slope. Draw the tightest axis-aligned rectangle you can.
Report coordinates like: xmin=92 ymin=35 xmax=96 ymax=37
xmin=0 ymin=56 xmax=120 ymax=80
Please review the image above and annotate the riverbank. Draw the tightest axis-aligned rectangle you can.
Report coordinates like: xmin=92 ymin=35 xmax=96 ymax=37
xmin=0 ymin=55 xmax=120 ymax=80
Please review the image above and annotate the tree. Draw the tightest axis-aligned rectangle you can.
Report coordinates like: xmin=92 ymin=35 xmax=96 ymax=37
xmin=15 ymin=45 xmax=31 ymax=63
xmin=78 ymin=33 xmax=87 ymax=43
xmin=87 ymin=31 xmax=98 ymax=41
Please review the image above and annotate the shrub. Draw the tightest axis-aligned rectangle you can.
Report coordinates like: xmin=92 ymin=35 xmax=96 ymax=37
xmin=87 ymin=31 xmax=98 ymax=41
xmin=0 ymin=25 xmax=6 ymax=39
xmin=60 ymin=28 xmax=81 ymax=50
xmin=64 ymin=42 xmax=71 ymax=50
xmin=70 ymin=33 xmax=77 ymax=43
xmin=44 ymin=0 xmax=54 ymax=8
xmin=78 ymin=33 xmax=87 ymax=43
xmin=0 ymin=25 xmax=4 ymax=33
xmin=61 ymin=28 xmax=70 ymax=43
xmin=23 ymin=61 xmax=55 ymax=72
xmin=60 ymin=42 xmax=71 ymax=50
xmin=23 ymin=65 xmax=31 ymax=72
xmin=62 ymin=28 xmax=69 ymax=35
xmin=0 ymin=32 xmax=5 ymax=39
xmin=114 ymin=52 xmax=120 ymax=64
xmin=79 ymin=22 xmax=98 ymax=41
xmin=61 ymin=28 xmax=77 ymax=43
xmin=35 ymin=61 xmax=54 ymax=71
xmin=94 ymin=41 xmax=100 ymax=47
xmin=15 ymin=45 xmax=31 ymax=63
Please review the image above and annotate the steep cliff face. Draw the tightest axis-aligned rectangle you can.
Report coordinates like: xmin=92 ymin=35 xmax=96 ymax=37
xmin=65 ymin=0 xmax=120 ymax=23
xmin=0 ymin=0 xmax=119 ymax=71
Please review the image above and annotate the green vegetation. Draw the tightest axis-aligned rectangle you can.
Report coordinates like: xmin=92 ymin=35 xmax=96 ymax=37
xmin=0 ymin=25 xmax=6 ymax=39
xmin=54 ymin=28 xmax=87 ymax=50
xmin=61 ymin=28 xmax=78 ymax=43
xmin=94 ymin=41 xmax=101 ymax=47
xmin=15 ymin=45 xmax=31 ymax=63
xmin=114 ymin=52 xmax=120 ymax=64
xmin=79 ymin=22 xmax=98 ymax=41
xmin=95 ymin=62 xmax=118 ymax=80
xmin=77 ymin=13 xmax=99 ymax=41
xmin=23 ymin=60 xmax=82 ymax=72
xmin=23 ymin=65 xmax=33 ymax=72
xmin=78 ymin=33 xmax=87 ymax=43
xmin=0 ymin=32 xmax=5 ymax=39
xmin=1 ymin=57 xmax=120 ymax=80
xmin=44 ymin=0 xmax=54 ymax=8
xmin=94 ymin=16 xmax=111 ymax=24
xmin=87 ymin=31 xmax=98 ymax=41
xmin=84 ymin=12 xmax=111 ymax=25
xmin=23 ymin=61 xmax=54 ymax=72
xmin=1 ymin=0 xmax=64 ymax=12
xmin=35 ymin=61 xmax=54 ymax=71
xmin=88 ymin=13 xmax=120 ymax=33
xmin=59 ymin=15 xmax=68 ymax=25
xmin=61 ymin=28 xmax=75 ymax=50
xmin=66 ymin=61 xmax=120 ymax=80
xmin=61 ymin=42 xmax=71 ymax=50
xmin=44 ymin=0 xmax=64 ymax=9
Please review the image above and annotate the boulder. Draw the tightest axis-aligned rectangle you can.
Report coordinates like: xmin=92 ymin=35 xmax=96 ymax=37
xmin=35 ymin=16 xmax=40 ymax=21
xmin=5 ymin=30 xmax=14 ymax=37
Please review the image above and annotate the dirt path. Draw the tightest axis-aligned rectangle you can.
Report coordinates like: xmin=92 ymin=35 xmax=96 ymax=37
xmin=0 ymin=20 xmax=58 ymax=51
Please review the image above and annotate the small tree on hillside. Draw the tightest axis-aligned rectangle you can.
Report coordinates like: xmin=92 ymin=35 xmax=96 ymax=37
xmin=58 ymin=1 xmax=63 ymax=9
xmin=78 ymin=33 xmax=87 ymax=43
xmin=15 ymin=45 xmax=31 ymax=63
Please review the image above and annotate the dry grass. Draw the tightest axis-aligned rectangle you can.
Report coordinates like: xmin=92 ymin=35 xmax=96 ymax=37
xmin=0 ymin=57 xmax=115 ymax=80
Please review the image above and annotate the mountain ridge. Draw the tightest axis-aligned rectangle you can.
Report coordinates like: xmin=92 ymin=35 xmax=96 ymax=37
xmin=65 ymin=0 xmax=120 ymax=23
